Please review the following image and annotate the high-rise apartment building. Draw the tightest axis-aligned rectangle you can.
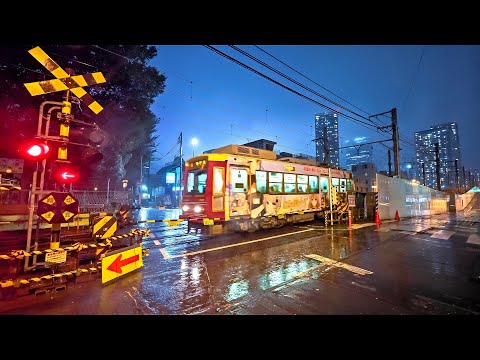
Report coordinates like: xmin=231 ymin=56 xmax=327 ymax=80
xmin=315 ymin=111 xmax=339 ymax=168
xmin=414 ymin=122 xmax=461 ymax=190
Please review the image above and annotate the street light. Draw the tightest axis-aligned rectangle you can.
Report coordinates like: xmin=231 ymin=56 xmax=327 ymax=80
xmin=191 ymin=137 xmax=198 ymax=157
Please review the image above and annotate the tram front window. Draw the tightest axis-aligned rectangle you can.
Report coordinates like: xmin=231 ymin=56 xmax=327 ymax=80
xmin=187 ymin=170 xmax=207 ymax=194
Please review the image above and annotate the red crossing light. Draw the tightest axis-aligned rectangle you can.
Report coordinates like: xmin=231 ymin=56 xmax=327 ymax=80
xmin=19 ymin=141 xmax=50 ymax=161
xmin=54 ymin=167 xmax=79 ymax=183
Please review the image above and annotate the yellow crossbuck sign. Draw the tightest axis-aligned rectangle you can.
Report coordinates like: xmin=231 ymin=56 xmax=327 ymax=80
xmin=23 ymin=46 xmax=106 ymax=114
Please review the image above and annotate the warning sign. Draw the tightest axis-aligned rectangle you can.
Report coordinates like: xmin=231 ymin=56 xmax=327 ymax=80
xmin=45 ymin=249 xmax=67 ymax=264
xmin=348 ymin=195 xmax=356 ymax=207
xmin=102 ymin=244 xmax=143 ymax=284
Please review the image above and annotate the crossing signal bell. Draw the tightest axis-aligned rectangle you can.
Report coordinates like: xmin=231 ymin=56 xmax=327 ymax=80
xmin=19 ymin=141 xmax=50 ymax=161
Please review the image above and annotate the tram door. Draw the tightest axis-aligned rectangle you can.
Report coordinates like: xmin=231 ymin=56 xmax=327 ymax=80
xmin=229 ymin=167 xmax=250 ymax=216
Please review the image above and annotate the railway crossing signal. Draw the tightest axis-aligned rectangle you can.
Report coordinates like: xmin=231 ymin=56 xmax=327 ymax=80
xmin=23 ymin=46 xmax=106 ymax=114
xmin=19 ymin=140 xmax=50 ymax=161
xmin=53 ymin=166 xmax=79 ymax=183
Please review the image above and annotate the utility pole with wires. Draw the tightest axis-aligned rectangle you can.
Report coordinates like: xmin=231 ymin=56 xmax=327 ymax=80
xmin=370 ymin=108 xmax=400 ymax=177
xmin=179 ymin=132 xmax=183 ymax=206
xmin=435 ymin=143 xmax=441 ymax=191
xmin=323 ymin=126 xmax=329 ymax=165
xmin=455 ymin=159 xmax=459 ymax=192
xmin=422 ymin=162 xmax=426 ymax=186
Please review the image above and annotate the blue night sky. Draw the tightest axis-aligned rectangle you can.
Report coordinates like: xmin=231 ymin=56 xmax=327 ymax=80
xmin=148 ymin=45 xmax=480 ymax=174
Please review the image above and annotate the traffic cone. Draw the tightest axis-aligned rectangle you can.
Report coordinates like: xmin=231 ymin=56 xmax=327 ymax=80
xmin=395 ymin=210 xmax=400 ymax=221
xmin=375 ymin=210 xmax=381 ymax=224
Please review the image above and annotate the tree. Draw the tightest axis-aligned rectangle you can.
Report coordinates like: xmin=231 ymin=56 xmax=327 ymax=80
xmin=0 ymin=45 xmax=166 ymax=187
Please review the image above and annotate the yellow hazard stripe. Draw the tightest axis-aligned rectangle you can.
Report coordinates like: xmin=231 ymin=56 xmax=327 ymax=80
xmin=93 ymin=215 xmax=113 ymax=234
xmin=29 ymin=46 xmax=69 ymax=78
xmin=0 ymin=229 xmax=149 ymax=260
xmin=92 ymin=72 xmax=106 ymax=83
xmin=28 ymin=47 xmax=104 ymax=114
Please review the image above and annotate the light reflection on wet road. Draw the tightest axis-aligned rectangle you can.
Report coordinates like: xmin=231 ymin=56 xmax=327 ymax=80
xmin=134 ymin=208 xmax=388 ymax=314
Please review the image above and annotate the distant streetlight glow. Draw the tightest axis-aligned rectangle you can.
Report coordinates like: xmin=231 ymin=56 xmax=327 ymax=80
xmin=191 ymin=137 xmax=198 ymax=157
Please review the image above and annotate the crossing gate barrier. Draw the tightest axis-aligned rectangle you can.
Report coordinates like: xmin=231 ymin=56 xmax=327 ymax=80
xmin=89 ymin=212 xmax=117 ymax=240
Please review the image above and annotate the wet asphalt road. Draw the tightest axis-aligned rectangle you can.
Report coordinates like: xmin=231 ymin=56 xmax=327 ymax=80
xmin=1 ymin=203 xmax=479 ymax=315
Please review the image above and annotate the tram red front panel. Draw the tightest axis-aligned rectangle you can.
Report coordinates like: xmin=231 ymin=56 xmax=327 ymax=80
xmin=181 ymin=160 xmax=226 ymax=222
xmin=204 ymin=161 xmax=226 ymax=219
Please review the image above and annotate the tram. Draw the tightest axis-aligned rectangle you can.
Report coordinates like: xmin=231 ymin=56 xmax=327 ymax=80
xmin=180 ymin=144 xmax=355 ymax=233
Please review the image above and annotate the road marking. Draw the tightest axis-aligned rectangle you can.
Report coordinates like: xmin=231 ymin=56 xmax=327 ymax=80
xmin=466 ymin=233 xmax=480 ymax=245
xmin=430 ymin=230 xmax=455 ymax=240
xmin=153 ymin=240 xmax=161 ymax=246
xmin=292 ymin=264 xmax=324 ymax=278
xmin=304 ymin=254 xmax=373 ymax=276
xmin=351 ymin=223 xmax=377 ymax=229
xmin=160 ymin=248 xmax=171 ymax=259
xmin=149 ymin=232 xmax=157 ymax=239
xmin=160 ymin=228 xmax=315 ymax=259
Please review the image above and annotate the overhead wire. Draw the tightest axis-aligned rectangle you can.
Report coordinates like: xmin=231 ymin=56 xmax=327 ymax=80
xmin=229 ymin=45 xmax=381 ymax=128
xmin=226 ymin=46 xmax=440 ymax=169
xmin=254 ymin=45 xmax=373 ymax=118
xmin=204 ymin=45 xmax=383 ymax=134
xmin=204 ymin=45 xmax=397 ymax=159
xmin=402 ymin=45 xmax=427 ymax=111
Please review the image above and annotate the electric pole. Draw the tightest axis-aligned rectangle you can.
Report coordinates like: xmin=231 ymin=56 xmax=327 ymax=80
xmin=435 ymin=143 xmax=440 ymax=191
xmin=391 ymin=108 xmax=400 ymax=177
xmin=370 ymin=108 xmax=400 ymax=177
xmin=179 ymin=132 xmax=183 ymax=206
xmin=323 ymin=126 xmax=329 ymax=165
xmin=388 ymin=150 xmax=392 ymax=176
xmin=455 ymin=159 xmax=459 ymax=192
xmin=463 ymin=166 xmax=466 ymax=192
xmin=422 ymin=162 xmax=426 ymax=186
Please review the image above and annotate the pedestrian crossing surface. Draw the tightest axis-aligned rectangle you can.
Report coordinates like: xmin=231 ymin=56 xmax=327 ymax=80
xmin=374 ymin=220 xmax=480 ymax=247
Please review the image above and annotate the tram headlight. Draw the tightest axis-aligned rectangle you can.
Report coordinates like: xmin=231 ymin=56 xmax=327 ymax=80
xmin=182 ymin=205 xmax=190 ymax=212
xmin=194 ymin=205 xmax=202 ymax=213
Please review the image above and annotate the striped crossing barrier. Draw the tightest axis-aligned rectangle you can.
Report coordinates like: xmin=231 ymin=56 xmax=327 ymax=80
xmin=0 ymin=229 xmax=149 ymax=261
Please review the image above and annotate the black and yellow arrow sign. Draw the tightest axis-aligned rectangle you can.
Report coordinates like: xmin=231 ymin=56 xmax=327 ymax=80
xmin=23 ymin=46 xmax=106 ymax=114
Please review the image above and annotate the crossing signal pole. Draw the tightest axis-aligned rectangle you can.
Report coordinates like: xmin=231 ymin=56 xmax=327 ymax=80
xmin=22 ymin=46 xmax=107 ymax=269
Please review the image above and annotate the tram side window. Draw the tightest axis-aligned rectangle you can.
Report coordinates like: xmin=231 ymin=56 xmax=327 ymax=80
xmin=340 ymin=178 xmax=346 ymax=193
xmin=347 ymin=179 xmax=353 ymax=191
xmin=308 ymin=175 xmax=319 ymax=193
xmin=256 ymin=171 xmax=267 ymax=193
xmin=187 ymin=170 xmax=207 ymax=194
xmin=320 ymin=177 xmax=329 ymax=193
xmin=284 ymin=173 xmax=296 ymax=193
xmin=297 ymin=174 xmax=308 ymax=193
xmin=213 ymin=167 xmax=224 ymax=194
xmin=268 ymin=172 xmax=283 ymax=194
xmin=232 ymin=169 xmax=248 ymax=193
xmin=332 ymin=178 xmax=339 ymax=192
xmin=198 ymin=173 xmax=207 ymax=193
xmin=187 ymin=172 xmax=195 ymax=193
